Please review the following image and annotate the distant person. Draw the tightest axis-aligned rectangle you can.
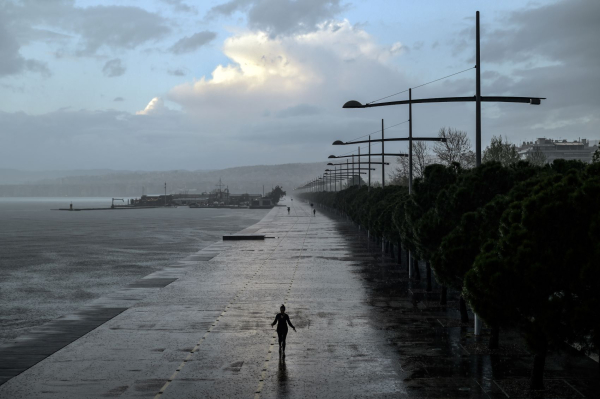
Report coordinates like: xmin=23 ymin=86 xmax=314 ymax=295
xmin=271 ymin=304 xmax=296 ymax=355
xmin=287 ymin=207 xmax=290 ymax=214
xmin=313 ymin=209 xmax=316 ymax=217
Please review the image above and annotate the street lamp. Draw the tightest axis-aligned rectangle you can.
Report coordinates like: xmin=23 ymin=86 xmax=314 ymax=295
xmin=333 ymin=118 xmax=446 ymax=189
xmin=341 ymin=11 xmax=545 ymax=336
xmin=343 ymin=12 xmax=544 ymax=168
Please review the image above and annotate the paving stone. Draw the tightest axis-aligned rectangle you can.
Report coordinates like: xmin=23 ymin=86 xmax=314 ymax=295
xmin=0 ymin=199 xmax=597 ymax=398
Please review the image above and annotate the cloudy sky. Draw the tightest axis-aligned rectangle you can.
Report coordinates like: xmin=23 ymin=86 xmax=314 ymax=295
xmin=0 ymin=0 xmax=597 ymax=171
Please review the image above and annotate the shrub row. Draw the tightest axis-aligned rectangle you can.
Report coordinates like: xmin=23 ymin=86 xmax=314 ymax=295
xmin=299 ymin=160 xmax=600 ymax=388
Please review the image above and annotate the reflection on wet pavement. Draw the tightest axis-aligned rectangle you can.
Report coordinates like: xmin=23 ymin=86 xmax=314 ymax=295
xmin=277 ymin=355 xmax=288 ymax=397
xmin=321 ymin=202 xmax=598 ymax=399
xmin=0 ymin=198 xmax=597 ymax=398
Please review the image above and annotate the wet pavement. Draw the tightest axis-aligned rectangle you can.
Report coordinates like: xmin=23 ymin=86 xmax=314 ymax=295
xmin=0 ymin=198 xmax=597 ymax=398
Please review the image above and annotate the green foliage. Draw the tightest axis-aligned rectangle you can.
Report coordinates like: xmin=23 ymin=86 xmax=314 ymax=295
xmin=432 ymin=162 xmax=542 ymax=291
xmin=266 ymin=185 xmax=286 ymax=204
xmin=405 ymin=163 xmax=462 ymax=260
xmin=550 ymin=158 xmax=588 ymax=174
xmin=482 ymin=135 xmax=521 ymax=166
xmin=299 ymin=159 xmax=600 ymax=383
xmin=464 ymin=162 xmax=600 ymax=367
xmin=593 ymin=147 xmax=600 ymax=163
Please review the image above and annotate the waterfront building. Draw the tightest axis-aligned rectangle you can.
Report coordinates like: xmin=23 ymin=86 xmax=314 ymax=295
xmin=517 ymin=138 xmax=598 ymax=163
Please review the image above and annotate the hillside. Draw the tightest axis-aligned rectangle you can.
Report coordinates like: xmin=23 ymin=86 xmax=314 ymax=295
xmin=0 ymin=162 xmax=332 ymax=197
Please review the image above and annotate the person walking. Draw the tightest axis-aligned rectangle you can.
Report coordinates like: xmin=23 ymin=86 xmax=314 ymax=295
xmin=287 ymin=207 xmax=290 ymax=214
xmin=313 ymin=209 xmax=316 ymax=217
xmin=271 ymin=304 xmax=295 ymax=355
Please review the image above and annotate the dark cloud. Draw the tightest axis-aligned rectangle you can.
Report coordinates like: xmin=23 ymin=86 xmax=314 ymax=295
xmin=168 ymin=69 xmax=186 ymax=76
xmin=205 ymin=0 xmax=253 ymax=19
xmin=482 ymin=0 xmax=599 ymax=66
xmin=159 ymin=0 xmax=196 ymax=13
xmin=113 ymin=97 xmax=124 ymax=102
xmin=205 ymin=0 xmax=347 ymax=36
xmin=102 ymin=59 xmax=126 ymax=77
xmin=276 ymin=104 xmax=321 ymax=118
xmin=74 ymin=6 xmax=171 ymax=55
xmin=0 ymin=108 xmax=198 ymax=170
xmin=0 ymin=22 xmax=50 ymax=77
xmin=450 ymin=0 xmax=600 ymax=139
xmin=169 ymin=31 xmax=216 ymax=54
xmin=2 ymin=2 xmax=171 ymax=56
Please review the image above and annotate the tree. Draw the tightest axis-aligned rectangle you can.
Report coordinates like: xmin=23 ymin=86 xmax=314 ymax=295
xmin=482 ymin=135 xmax=521 ymax=166
xmin=526 ymin=146 xmax=547 ymax=166
xmin=436 ymin=162 xmax=544 ymax=347
xmin=592 ymin=147 xmax=600 ymax=163
xmin=266 ymin=186 xmax=286 ymax=204
xmin=391 ymin=141 xmax=434 ymax=185
xmin=568 ymin=163 xmax=600 ymax=372
xmin=433 ymin=127 xmax=475 ymax=169
xmin=464 ymin=164 xmax=600 ymax=390
xmin=404 ymin=163 xmax=463 ymax=305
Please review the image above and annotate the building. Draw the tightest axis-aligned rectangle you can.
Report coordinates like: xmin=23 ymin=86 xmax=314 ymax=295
xmin=250 ymin=197 xmax=274 ymax=208
xmin=517 ymin=138 xmax=598 ymax=163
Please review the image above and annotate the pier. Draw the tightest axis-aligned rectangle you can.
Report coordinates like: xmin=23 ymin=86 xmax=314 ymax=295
xmin=0 ymin=198 xmax=597 ymax=398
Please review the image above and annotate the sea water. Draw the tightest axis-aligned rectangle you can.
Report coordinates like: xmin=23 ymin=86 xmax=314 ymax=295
xmin=0 ymin=198 xmax=268 ymax=344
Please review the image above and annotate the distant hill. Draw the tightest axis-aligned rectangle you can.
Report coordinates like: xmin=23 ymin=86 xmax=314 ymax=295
xmin=0 ymin=168 xmax=128 ymax=185
xmin=0 ymin=163 xmax=333 ymax=197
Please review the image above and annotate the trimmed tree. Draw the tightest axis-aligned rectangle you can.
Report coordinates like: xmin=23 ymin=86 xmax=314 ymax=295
xmin=432 ymin=162 xmax=541 ymax=333
xmin=464 ymin=164 xmax=600 ymax=389
xmin=404 ymin=163 xmax=463 ymax=305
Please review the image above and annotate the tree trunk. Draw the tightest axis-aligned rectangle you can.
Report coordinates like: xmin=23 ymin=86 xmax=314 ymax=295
xmin=459 ymin=295 xmax=469 ymax=323
xmin=489 ymin=326 xmax=500 ymax=350
xmin=530 ymin=340 xmax=547 ymax=390
xmin=440 ymin=286 xmax=447 ymax=305
xmin=413 ymin=257 xmax=421 ymax=281
xmin=426 ymin=261 xmax=432 ymax=292
xmin=397 ymin=241 xmax=402 ymax=265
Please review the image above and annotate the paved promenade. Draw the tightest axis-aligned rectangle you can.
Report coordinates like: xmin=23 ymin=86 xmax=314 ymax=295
xmin=0 ymin=198 xmax=597 ymax=398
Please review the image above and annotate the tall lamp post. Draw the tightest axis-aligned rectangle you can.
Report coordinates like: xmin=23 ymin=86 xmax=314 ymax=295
xmin=325 ymin=170 xmax=367 ymax=191
xmin=341 ymin=11 xmax=545 ymax=336
xmin=329 ymin=152 xmax=407 ymax=190
xmin=333 ymin=133 xmax=440 ymax=190
xmin=328 ymin=162 xmax=377 ymax=187
xmin=343 ymin=12 xmax=544 ymax=178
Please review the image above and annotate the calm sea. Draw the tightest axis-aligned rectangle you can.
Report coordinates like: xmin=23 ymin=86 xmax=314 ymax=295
xmin=0 ymin=198 xmax=268 ymax=344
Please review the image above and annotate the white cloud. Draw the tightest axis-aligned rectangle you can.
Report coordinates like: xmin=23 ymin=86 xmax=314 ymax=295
xmin=136 ymin=97 xmax=173 ymax=115
xmin=167 ymin=20 xmax=406 ymax=122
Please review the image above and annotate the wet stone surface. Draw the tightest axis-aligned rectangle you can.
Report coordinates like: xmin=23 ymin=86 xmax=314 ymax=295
xmin=0 ymin=198 xmax=597 ymax=398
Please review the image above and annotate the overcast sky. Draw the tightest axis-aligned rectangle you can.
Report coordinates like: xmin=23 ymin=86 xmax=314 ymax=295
xmin=0 ymin=0 xmax=597 ymax=171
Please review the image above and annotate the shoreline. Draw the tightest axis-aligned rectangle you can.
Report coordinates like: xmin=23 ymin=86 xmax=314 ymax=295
xmin=0 ymin=207 xmax=275 ymax=385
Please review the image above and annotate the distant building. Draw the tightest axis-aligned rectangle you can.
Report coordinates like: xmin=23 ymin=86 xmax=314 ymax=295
xmin=250 ymin=197 xmax=273 ymax=208
xmin=517 ymin=138 xmax=598 ymax=163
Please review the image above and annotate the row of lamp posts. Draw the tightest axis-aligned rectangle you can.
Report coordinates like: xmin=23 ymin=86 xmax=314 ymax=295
xmin=302 ymin=11 xmax=545 ymax=336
